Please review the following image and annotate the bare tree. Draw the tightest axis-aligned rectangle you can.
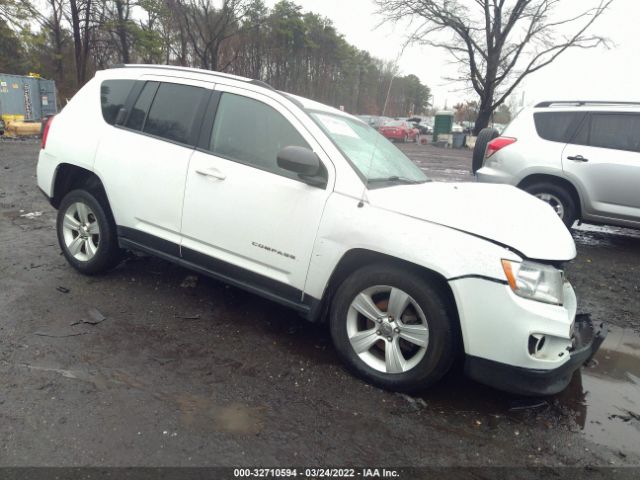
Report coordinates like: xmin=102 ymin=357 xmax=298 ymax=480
xmin=176 ymin=0 xmax=246 ymax=70
xmin=109 ymin=0 xmax=133 ymax=63
xmin=67 ymin=0 xmax=94 ymax=86
xmin=376 ymin=0 xmax=614 ymax=134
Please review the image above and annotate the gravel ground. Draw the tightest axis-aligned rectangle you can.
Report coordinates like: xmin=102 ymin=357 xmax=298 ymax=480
xmin=0 ymin=139 xmax=638 ymax=470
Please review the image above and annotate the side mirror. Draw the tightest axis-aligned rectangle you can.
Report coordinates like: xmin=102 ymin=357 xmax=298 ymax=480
xmin=277 ymin=146 xmax=327 ymax=188
xmin=277 ymin=146 xmax=320 ymax=175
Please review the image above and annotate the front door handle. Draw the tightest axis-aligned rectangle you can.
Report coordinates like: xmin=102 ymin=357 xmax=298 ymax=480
xmin=567 ymin=155 xmax=589 ymax=162
xmin=195 ymin=168 xmax=226 ymax=180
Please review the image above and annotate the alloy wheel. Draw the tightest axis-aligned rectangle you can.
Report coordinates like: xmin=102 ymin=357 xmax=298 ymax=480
xmin=346 ymin=285 xmax=429 ymax=374
xmin=61 ymin=201 xmax=101 ymax=261
xmin=534 ymin=193 xmax=565 ymax=219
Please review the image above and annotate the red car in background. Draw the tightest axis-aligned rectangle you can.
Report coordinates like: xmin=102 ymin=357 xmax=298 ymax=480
xmin=378 ymin=120 xmax=419 ymax=143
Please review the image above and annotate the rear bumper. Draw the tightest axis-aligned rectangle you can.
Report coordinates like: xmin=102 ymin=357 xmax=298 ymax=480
xmin=381 ymin=132 xmax=404 ymax=140
xmin=476 ymin=166 xmax=519 ymax=185
xmin=465 ymin=314 xmax=606 ymax=396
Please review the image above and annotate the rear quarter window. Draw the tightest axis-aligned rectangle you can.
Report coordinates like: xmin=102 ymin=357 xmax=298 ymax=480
xmin=100 ymin=80 xmax=135 ymax=125
xmin=533 ymin=112 xmax=586 ymax=143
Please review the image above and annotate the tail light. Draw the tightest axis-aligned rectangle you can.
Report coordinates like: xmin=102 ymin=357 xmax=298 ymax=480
xmin=41 ymin=116 xmax=55 ymax=150
xmin=486 ymin=136 xmax=516 ymax=158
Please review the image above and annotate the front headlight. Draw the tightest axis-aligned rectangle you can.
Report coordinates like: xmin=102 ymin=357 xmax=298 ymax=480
xmin=501 ymin=260 xmax=564 ymax=305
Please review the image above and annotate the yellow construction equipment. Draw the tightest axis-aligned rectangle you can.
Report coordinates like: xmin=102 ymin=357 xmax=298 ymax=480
xmin=1 ymin=114 xmax=24 ymax=124
xmin=1 ymin=114 xmax=41 ymax=137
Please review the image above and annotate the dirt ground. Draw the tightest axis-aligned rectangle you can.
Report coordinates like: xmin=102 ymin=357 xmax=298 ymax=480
xmin=0 ymin=139 xmax=638 ymax=470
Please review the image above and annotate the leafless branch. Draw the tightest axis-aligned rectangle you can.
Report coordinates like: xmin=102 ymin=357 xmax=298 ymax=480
xmin=375 ymin=0 xmax=615 ymax=132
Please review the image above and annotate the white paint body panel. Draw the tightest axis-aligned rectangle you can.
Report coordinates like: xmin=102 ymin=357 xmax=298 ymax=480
xmin=37 ymin=66 xmax=582 ymax=375
xmin=37 ymin=76 xmax=104 ymax=195
xmin=303 ymin=192 xmax=521 ymax=300
xmin=366 ymin=182 xmax=576 ymax=261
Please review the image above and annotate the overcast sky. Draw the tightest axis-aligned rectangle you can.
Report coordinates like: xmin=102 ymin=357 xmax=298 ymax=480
xmin=263 ymin=0 xmax=638 ymax=109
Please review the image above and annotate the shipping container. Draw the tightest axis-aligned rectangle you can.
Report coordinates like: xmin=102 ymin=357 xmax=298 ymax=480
xmin=0 ymin=73 xmax=58 ymax=121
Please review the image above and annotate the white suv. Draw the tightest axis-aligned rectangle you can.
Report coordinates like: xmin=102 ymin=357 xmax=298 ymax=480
xmin=37 ymin=66 xmax=605 ymax=395
xmin=475 ymin=101 xmax=640 ymax=228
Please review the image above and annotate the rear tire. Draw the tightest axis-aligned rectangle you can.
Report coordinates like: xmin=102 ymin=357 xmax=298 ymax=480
xmin=472 ymin=127 xmax=499 ymax=173
xmin=56 ymin=189 xmax=123 ymax=275
xmin=522 ymin=182 xmax=578 ymax=228
xmin=330 ymin=264 xmax=456 ymax=393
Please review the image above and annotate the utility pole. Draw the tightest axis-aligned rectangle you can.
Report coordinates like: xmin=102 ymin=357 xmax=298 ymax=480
xmin=381 ymin=75 xmax=395 ymax=117
xmin=381 ymin=37 xmax=414 ymax=117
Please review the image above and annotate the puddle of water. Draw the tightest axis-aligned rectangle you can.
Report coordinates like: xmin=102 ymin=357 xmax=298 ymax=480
xmin=573 ymin=223 xmax=640 ymax=248
xmin=560 ymin=327 xmax=640 ymax=452
xmin=416 ymin=325 xmax=640 ymax=454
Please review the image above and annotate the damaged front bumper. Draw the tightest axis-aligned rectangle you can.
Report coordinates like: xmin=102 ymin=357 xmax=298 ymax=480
xmin=465 ymin=314 xmax=607 ymax=396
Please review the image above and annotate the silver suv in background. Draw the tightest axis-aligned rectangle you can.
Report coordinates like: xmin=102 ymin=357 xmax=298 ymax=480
xmin=473 ymin=101 xmax=640 ymax=229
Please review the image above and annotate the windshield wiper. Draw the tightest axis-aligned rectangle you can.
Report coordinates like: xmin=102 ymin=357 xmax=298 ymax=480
xmin=367 ymin=176 xmax=427 ymax=185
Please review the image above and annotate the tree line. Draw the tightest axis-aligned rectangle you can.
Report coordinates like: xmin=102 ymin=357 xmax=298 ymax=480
xmin=0 ymin=0 xmax=431 ymax=117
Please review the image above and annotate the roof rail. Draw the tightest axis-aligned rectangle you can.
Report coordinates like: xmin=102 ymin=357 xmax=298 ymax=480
xmin=106 ymin=63 xmax=255 ymax=84
xmin=106 ymin=64 xmax=299 ymax=107
xmin=535 ymin=100 xmax=640 ymax=108
xmin=249 ymin=79 xmax=274 ymax=90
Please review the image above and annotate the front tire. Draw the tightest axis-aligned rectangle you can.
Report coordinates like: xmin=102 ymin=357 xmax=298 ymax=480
xmin=522 ymin=182 xmax=578 ymax=228
xmin=56 ymin=189 xmax=122 ymax=275
xmin=330 ymin=264 xmax=456 ymax=393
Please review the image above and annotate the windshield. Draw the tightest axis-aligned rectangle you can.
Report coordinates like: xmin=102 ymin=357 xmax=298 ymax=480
xmin=384 ymin=120 xmax=405 ymax=127
xmin=309 ymin=111 xmax=428 ymax=186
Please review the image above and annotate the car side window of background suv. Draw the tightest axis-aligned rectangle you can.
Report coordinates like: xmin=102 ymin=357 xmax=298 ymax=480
xmin=533 ymin=111 xmax=585 ymax=143
xmin=573 ymin=113 xmax=640 ymax=153
xmin=209 ymin=92 xmax=310 ymax=179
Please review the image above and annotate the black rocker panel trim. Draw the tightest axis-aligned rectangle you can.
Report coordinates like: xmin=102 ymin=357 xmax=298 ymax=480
xmin=117 ymin=226 xmax=316 ymax=316
xmin=180 ymin=246 xmax=305 ymax=308
xmin=117 ymin=226 xmax=179 ymax=257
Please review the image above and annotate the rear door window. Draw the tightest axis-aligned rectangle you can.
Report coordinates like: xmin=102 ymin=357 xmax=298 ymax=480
xmin=533 ymin=112 xmax=586 ymax=143
xmin=209 ymin=92 xmax=310 ymax=179
xmin=100 ymin=80 xmax=135 ymax=125
xmin=125 ymin=81 xmax=159 ymax=131
xmin=587 ymin=113 xmax=640 ymax=152
xmin=143 ymin=83 xmax=207 ymax=145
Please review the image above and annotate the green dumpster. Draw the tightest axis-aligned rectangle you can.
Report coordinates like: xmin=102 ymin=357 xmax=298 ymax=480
xmin=432 ymin=111 xmax=454 ymax=142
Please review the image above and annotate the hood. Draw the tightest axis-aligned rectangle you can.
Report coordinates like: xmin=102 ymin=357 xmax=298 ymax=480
xmin=366 ymin=182 xmax=576 ymax=261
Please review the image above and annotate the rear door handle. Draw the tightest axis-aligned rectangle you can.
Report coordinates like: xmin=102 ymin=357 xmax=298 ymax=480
xmin=567 ymin=155 xmax=588 ymax=162
xmin=195 ymin=167 xmax=226 ymax=180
